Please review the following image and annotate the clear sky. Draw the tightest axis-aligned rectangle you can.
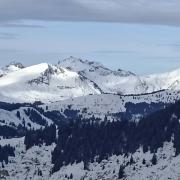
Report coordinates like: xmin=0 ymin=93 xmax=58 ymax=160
xmin=1 ymin=0 xmax=180 ymax=75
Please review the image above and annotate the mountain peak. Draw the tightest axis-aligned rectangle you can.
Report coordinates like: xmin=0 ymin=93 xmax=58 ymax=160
xmin=6 ymin=61 xmax=25 ymax=70
xmin=58 ymin=56 xmax=107 ymax=72
xmin=58 ymin=56 xmax=136 ymax=77
xmin=58 ymin=57 xmax=141 ymax=94
xmin=0 ymin=61 xmax=101 ymax=102
xmin=0 ymin=61 xmax=25 ymax=77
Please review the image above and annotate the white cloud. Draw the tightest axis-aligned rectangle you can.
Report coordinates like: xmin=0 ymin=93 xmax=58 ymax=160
xmin=0 ymin=0 xmax=180 ymax=26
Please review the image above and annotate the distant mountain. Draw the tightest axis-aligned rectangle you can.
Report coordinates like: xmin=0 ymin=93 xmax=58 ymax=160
xmin=1 ymin=57 xmax=180 ymax=103
xmin=0 ymin=62 xmax=25 ymax=76
xmin=143 ymin=68 xmax=180 ymax=92
xmin=0 ymin=62 xmax=101 ymax=103
xmin=59 ymin=56 xmax=180 ymax=95
xmin=58 ymin=56 xmax=146 ymax=95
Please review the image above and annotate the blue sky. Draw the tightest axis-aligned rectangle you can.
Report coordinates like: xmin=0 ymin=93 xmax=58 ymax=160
xmin=0 ymin=0 xmax=180 ymax=75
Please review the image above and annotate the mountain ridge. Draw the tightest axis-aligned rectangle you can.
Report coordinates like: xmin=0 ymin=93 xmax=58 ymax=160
xmin=1 ymin=56 xmax=180 ymax=103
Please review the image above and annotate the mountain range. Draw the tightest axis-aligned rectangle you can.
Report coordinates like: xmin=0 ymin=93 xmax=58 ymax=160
xmin=1 ymin=57 xmax=180 ymax=180
xmin=1 ymin=56 xmax=180 ymax=103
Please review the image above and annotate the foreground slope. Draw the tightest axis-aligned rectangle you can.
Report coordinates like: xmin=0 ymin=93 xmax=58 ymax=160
xmin=2 ymin=100 xmax=180 ymax=179
xmin=1 ymin=137 xmax=179 ymax=180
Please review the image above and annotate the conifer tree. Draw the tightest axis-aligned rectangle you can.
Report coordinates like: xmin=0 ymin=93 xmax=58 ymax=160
xmin=118 ymin=165 xmax=125 ymax=179
xmin=151 ymin=153 xmax=157 ymax=165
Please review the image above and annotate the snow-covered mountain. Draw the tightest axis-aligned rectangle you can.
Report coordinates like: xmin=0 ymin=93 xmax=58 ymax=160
xmin=1 ymin=57 xmax=180 ymax=103
xmin=58 ymin=57 xmax=147 ymax=95
xmin=143 ymin=68 xmax=180 ymax=92
xmin=0 ymin=62 xmax=101 ymax=103
xmin=0 ymin=62 xmax=25 ymax=77
xmin=59 ymin=57 xmax=180 ymax=95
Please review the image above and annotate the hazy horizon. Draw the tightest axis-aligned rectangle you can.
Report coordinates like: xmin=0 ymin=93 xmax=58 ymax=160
xmin=1 ymin=1 xmax=180 ymax=74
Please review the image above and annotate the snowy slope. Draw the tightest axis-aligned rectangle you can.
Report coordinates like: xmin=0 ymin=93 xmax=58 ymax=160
xmin=59 ymin=57 xmax=147 ymax=95
xmin=1 ymin=57 xmax=180 ymax=103
xmin=50 ymin=141 xmax=179 ymax=180
xmin=1 ymin=137 xmax=180 ymax=180
xmin=0 ymin=106 xmax=53 ymax=129
xmin=0 ymin=63 xmax=101 ymax=103
xmin=1 ymin=58 xmax=180 ymax=180
xmin=59 ymin=57 xmax=180 ymax=95
xmin=42 ymin=90 xmax=180 ymax=121
xmin=0 ymin=89 xmax=178 ymax=130
xmin=1 ymin=99 xmax=180 ymax=179
xmin=0 ymin=62 xmax=25 ymax=77
xmin=143 ymin=68 xmax=180 ymax=92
